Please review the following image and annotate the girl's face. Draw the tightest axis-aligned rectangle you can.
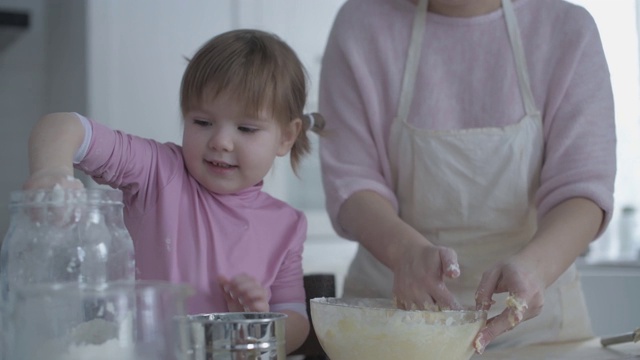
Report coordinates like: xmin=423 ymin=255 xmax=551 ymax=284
xmin=182 ymin=92 xmax=300 ymax=195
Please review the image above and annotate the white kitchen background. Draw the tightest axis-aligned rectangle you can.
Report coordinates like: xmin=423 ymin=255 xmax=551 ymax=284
xmin=0 ymin=0 xmax=638 ymax=336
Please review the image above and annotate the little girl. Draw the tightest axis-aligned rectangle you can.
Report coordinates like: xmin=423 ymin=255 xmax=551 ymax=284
xmin=24 ymin=29 xmax=323 ymax=353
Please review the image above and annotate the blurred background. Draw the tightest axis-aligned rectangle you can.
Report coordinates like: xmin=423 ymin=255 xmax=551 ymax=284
xmin=0 ymin=0 xmax=638 ymax=337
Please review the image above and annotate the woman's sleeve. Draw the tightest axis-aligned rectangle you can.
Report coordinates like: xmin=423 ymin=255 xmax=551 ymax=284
xmin=536 ymin=10 xmax=616 ymax=236
xmin=318 ymin=9 xmax=398 ymax=240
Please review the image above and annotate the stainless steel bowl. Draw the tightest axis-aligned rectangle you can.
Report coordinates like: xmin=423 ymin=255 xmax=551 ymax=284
xmin=310 ymin=297 xmax=486 ymax=360
xmin=185 ymin=312 xmax=287 ymax=360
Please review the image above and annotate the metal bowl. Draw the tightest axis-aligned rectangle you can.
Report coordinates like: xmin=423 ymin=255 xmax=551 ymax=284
xmin=310 ymin=297 xmax=486 ymax=360
xmin=185 ymin=312 xmax=287 ymax=360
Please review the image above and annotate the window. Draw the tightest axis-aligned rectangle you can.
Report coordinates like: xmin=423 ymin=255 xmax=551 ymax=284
xmin=566 ymin=0 xmax=640 ymax=261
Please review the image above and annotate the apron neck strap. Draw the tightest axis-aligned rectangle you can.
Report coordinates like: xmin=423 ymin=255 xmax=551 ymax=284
xmin=396 ymin=0 xmax=538 ymax=121
xmin=397 ymin=0 xmax=428 ymax=122
xmin=502 ymin=0 xmax=538 ymax=116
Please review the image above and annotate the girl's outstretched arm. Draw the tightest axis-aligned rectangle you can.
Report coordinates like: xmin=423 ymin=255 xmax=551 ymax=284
xmin=25 ymin=112 xmax=85 ymax=190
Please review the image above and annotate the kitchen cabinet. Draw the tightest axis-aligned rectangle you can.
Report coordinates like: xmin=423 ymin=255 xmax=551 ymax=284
xmin=0 ymin=8 xmax=29 ymax=51
xmin=578 ymin=260 xmax=640 ymax=337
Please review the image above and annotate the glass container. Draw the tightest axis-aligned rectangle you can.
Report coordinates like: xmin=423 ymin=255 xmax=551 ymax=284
xmin=0 ymin=188 xmax=135 ymax=296
xmin=0 ymin=188 xmax=136 ymax=360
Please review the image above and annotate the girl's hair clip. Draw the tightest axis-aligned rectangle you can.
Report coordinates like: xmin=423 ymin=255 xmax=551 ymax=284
xmin=303 ymin=112 xmax=325 ymax=134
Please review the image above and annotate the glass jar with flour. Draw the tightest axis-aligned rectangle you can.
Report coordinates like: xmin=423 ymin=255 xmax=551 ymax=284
xmin=0 ymin=187 xmax=135 ymax=294
xmin=0 ymin=187 xmax=135 ymax=359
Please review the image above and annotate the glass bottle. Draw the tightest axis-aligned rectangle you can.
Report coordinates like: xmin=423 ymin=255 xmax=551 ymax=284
xmin=0 ymin=188 xmax=135 ymax=294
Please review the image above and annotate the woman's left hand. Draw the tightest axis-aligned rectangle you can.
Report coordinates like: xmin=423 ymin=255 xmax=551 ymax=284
xmin=219 ymin=273 xmax=270 ymax=312
xmin=473 ymin=258 xmax=546 ymax=354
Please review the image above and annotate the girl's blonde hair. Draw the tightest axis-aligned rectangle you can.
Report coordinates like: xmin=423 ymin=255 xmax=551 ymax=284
xmin=180 ymin=29 xmax=313 ymax=173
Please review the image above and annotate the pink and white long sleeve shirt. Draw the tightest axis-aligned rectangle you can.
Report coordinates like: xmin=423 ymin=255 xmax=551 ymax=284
xmin=319 ymin=0 xmax=616 ymax=238
xmin=75 ymin=116 xmax=307 ymax=316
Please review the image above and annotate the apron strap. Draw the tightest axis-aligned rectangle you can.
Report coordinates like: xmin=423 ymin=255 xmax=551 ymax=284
xmin=396 ymin=0 xmax=428 ymax=122
xmin=502 ymin=0 xmax=538 ymax=116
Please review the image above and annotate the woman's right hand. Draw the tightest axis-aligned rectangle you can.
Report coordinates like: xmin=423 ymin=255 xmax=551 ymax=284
xmin=392 ymin=242 xmax=462 ymax=311
xmin=337 ymin=190 xmax=463 ymax=311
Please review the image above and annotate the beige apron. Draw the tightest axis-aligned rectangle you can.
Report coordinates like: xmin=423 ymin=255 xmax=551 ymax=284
xmin=343 ymin=0 xmax=593 ymax=347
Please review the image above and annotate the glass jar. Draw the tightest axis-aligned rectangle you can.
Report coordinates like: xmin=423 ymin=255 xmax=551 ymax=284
xmin=0 ymin=188 xmax=136 ymax=360
xmin=0 ymin=187 xmax=135 ymax=303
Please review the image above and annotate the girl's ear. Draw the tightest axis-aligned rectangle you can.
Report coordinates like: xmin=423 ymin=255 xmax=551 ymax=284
xmin=277 ymin=117 xmax=302 ymax=156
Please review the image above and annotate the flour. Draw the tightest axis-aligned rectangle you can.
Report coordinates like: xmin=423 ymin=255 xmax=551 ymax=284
xmin=67 ymin=318 xmax=119 ymax=345
xmin=505 ymin=293 xmax=528 ymax=327
xmin=474 ymin=332 xmax=485 ymax=354
xmin=30 ymin=316 xmax=139 ymax=360
xmin=57 ymin=339 xmax=136 ymax=360
xmin=447 ymin=263 xmax=461 ymax=277
xmin=50 ymin=184 xmax=66 ymax=205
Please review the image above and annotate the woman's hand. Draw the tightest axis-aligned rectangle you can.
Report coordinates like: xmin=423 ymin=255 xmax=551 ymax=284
xmin=392 ymin=243 xmax=462 ymax=311
xmin=218 ymin=273 xmax=270 ymax=312
xmin=473 ymin=258 xmax=545 ymax=354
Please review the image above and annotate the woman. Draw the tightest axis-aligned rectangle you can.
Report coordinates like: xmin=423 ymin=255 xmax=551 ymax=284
xmin=318 ymin=0 xmax=615 ymax=352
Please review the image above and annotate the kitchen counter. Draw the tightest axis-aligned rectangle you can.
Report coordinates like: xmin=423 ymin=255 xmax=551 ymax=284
xmin=475 ymin=338 xmax=639 ymax=359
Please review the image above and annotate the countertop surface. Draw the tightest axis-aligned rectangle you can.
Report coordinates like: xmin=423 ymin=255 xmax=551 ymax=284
xmin=474 ymin=338 xmax=639 ymax=360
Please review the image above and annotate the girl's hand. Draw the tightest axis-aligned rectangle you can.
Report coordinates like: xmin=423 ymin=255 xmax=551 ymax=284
xmin=473 ymin=258 xmax=545 ymax=354
xmin=392 ymin=243 xmax=462 ymax=311
xmin=23 ymin=166 xmax=84 ymax=191
xmin=219 ymin=273 xmax=270 ymax=312
xmin=21 ymin=167 xmax=85 ymax=225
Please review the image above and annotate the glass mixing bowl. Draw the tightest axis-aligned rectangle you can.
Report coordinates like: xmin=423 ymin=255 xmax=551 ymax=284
xmin=310 ymin=297 xmax=486 ymax=360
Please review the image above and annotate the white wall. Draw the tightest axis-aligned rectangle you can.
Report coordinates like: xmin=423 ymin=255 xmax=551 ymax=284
xmin=85 ymin=1 xmax=236 ymax=144
xmin=0 ymin=0 xmax=48 ymax=238
xmin=45 ymin=0 xmax=87 ymax=114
